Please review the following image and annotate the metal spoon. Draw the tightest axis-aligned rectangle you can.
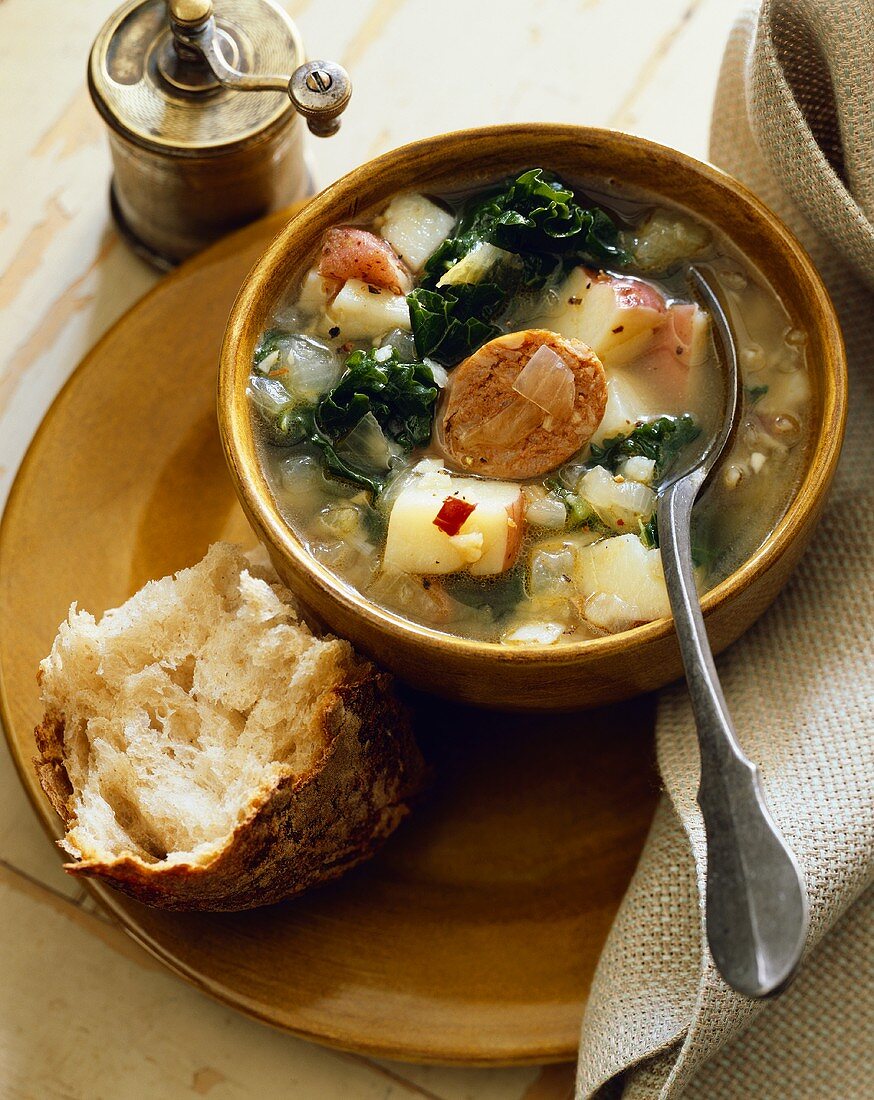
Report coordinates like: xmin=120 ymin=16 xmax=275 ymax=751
xmin=655 ymin=266 xmax=809 ymax=998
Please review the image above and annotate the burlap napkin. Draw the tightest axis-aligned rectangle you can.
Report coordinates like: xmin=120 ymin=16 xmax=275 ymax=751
xmin=576 ymin=2 xmax=874 ymax=1096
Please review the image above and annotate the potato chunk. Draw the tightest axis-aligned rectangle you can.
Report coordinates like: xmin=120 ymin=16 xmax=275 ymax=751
xmin=383 ymin=469 xmax=523 ymax=576
xmin=325 ymin=278 xmax=411 ymax=339
xmin=529 ymin=268 xmax=665 ymax=365
xmin=574 ymin=534 xmax=671 ymax=627
xmin=378 ymin=193 xmax=456 ymax=272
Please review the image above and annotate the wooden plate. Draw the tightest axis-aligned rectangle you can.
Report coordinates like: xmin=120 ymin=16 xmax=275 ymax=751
xmin=0 ymin=209 xmax=658 ymax=1065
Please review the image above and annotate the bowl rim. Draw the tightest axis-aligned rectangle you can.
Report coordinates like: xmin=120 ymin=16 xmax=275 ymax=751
xmin=219 ymin=122 xmax=847 ymax=667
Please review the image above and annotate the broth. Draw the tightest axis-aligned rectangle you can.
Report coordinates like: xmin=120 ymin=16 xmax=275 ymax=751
xmin=249 ymin=171 xmax=810 ymax=644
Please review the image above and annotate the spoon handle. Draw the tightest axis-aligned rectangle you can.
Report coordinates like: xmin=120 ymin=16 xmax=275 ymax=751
xmin=657 ymin=475 xmax=809 ymax=998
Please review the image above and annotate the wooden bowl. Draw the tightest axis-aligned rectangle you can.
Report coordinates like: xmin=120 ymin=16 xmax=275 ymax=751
xmin=218 ymin=124 xmax=846 ymax=710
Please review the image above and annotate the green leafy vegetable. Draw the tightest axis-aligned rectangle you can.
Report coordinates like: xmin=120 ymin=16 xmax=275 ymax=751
xmin=423 ymin=169 xmax=627 ymax=285
xmin=638 ymin=514 xmax=659 ymax=549
xmin=253 ymin=328 xmax=286 ymax=367
xmin=745 ymin=384 xmax=769 ymax=405
xmin=544 ymin=417 xmax=700 ymax=548
xmin=640 ymin=511 xmax=714 ymax=562
xmin=253 ymin=345 xmax=439 ymax=493
xmin=443 ymin=569 xmax=525 ymax=616
xmin=406 ymin=284 xmax=504 ymax=362
xmin=544 ymin=479 xmax=612 ymax=535
xmin=408 ymin=168 xmax=628 ymax=365
xmin=587 ymin=415 xmax=701 ymax=480
xmin=318 ymin=348 xmax=438 ymax=450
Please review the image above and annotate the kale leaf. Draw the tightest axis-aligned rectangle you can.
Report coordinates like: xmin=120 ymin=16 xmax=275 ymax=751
xmin=745 ymin=384 xmax=769 ymax=405
xmin=253 ymin=328 xmax=287 ymax=366
xmin=319 ymin=347 xmax=438 ymax=450
xmin=587 ymin=415 xmax=701 ymax=479
xmin=406 ymin=284 xmax=504 ymax=362
xmin=255 ymin=345 xmax=439 ymax=493
xmin=544 ymin=417 xmax=701 ymax=548
xmin=638 ymin=514 xmax=659 ymax=549
xmin=422 ymin=169 xmax=627 ymax=285
xmin=544 ymin=478 xmax=612 ymax=535
xmin=408 ymin=168 xmax=628 ymax=365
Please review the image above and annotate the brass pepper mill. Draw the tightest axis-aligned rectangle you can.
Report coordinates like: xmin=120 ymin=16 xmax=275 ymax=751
xmin=88 ymin=0 xmax=352 ymax=269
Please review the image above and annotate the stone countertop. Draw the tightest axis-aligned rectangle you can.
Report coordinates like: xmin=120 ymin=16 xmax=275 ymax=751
xmin=0 ymin=2 xmax=739 ymax=1096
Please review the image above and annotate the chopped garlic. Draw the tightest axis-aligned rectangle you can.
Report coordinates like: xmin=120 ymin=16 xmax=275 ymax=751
xmin=254 ymin=349 xmax=281 ymax=375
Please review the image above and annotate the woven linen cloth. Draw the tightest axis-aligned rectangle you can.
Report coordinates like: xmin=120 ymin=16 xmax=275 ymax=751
xmin=576 ymin=2 xmax=874 ymax=1096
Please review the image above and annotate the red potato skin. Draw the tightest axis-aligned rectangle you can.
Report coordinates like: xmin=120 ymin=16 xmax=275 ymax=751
xmin=319 ymin=227 xmax=412 ymax=295
xmin=580 ymin=267 xmax=667 ymax=315
xmin=610 ymin=274 xmax=667 ymax=313
xmin=628 ymin=303 xmax=708 ymax=403
xmin=588 ymin=270 xmax=709 ymax=402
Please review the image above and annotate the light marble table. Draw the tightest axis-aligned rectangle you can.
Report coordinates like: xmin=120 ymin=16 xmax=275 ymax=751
xmin=0 ymin=1 xmax=740 ymax=1096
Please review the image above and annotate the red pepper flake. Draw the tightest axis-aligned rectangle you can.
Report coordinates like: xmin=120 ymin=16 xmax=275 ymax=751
xmin=433 ymin=495 xmax=476 ymax=536
xmin=611 ymin=324 xmax=625 ymax=334
xmin=267 ymin=368 xmax=290 ymax=378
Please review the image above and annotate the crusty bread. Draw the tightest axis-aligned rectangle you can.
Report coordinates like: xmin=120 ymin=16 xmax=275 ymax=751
xmin=34 ymin=543 xmax=424 ymax=911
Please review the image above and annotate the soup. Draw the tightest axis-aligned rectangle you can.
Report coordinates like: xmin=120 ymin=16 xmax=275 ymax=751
xmin=248 ymin=169 xmax=810 ymax=644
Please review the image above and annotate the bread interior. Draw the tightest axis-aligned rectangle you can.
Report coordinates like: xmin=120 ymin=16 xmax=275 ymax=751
xmin=39 ymin=544 xmax=352 ymax=866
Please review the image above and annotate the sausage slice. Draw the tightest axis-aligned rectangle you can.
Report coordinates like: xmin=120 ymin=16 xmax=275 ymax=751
xmin=441 ymin=329 xmax=607 ymax=479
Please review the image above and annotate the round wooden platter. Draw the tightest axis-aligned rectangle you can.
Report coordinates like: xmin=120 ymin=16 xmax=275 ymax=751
xmin=0 ymin=208 xmax=659 ymax=1065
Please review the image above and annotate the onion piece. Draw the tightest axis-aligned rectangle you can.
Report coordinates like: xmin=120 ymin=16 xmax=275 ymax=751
xmin=529 ymin=546 xmax=576 ymax=595
xmin=424 ymin=357 xmax=450 ymax=388
xmin=501 ymin=620 xmax=565 ymax=646
xmin=511 ymin=344 xmax=575 ymax=421
xmin=578 ymin=466 xmax=656 ymax=531
xmin=436 ymin=242 xmax=517 ymax=287
xmin=335 ymin=412 xmax=393 ymax=473
xmin=458 ymin=393 xmax=544 ymax=448
xmin=524 ymin=494 xmax=568 ymax=529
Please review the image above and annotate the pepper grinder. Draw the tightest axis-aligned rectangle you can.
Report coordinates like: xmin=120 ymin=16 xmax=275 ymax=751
xmin=89 ymin=0 xmax=352 ymax=269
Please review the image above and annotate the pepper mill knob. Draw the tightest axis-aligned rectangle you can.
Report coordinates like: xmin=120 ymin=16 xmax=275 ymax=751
xmin=168 ymin=0 xmax=214 ymax=25
xmin=166 ymin=1 xmax=352 ymax=137
xmin=289 ymin=61 xmax=352 ymax=138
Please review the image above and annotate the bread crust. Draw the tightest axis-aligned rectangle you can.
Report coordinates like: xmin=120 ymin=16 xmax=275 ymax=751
xmin=34 ymin=670 xmax=425 ymax=911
